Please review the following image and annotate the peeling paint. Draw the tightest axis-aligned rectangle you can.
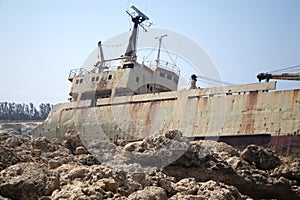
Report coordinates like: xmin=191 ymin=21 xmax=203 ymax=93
xmin=32 ymin=84 xmax=300 ymax=144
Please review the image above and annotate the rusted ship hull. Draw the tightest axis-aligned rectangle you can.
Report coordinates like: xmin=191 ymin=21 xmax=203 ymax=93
xmin=32 ymin=82 xmax=300 ymax=156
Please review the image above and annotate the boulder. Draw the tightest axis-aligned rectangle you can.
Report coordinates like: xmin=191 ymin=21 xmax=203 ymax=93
xmin=241 ymin=144 xmax=281 ymax=170
xmin=163 ymin=139 xmax=298 ymax=199
xmin=48 ymin=159 xmax=62 ymax=169
xmin=0 ymin=145 xmax=21 ymax=170
xmin=32 ymin=137 xmax=56 ymax=152
xmin=0 ymin=162 xmax=59 ymax=199
xmin=67 ymin=166 xmax=90 ymax=180
xmin=3 ymin=134 xmax=30 ymax=148
xmin=165 ymin=130 xmax=183 ymax=140
xmin=171 ymin=178 xmax=199 ymax=195
xmin=75 ymin=146 xmax=88 ymax=155
xmin=170 ymin=179 xmax=249 ymax=200
xmin=127 ymin=186 xmax=167 ymax=200
xmin=50 ymin=181 xmax=104 ymax=200
xmin=124 ymin=134 xmax=190 ymax=168
xmin=63 ymin=129 xmax=84 ymax=153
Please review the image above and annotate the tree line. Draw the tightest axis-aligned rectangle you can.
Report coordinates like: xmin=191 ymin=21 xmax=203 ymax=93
xmin=0 ymin=102 xmax=53 ymax=121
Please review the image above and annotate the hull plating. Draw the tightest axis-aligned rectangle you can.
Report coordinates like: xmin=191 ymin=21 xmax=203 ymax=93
xmin=32 ymin=82 xmax=300 ymax=144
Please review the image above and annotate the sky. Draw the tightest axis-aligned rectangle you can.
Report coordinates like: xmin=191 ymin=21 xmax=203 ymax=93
xmin=0 ymin=0 xmax=299 ymax=105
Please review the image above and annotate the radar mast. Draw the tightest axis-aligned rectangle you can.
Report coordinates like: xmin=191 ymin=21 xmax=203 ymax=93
xmin=125 ymin=5 xmax=150 ymax=59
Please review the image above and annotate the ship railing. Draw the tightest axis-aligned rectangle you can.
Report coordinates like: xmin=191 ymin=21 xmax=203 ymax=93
xmin=68 ymin=68 xmax=89 ymax=81
xmin=145 ymin=60 xmax=180 ymax=76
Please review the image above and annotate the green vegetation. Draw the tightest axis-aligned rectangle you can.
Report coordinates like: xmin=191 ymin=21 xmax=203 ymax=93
xmin=0 ymin=102 xmax=52 ymax=121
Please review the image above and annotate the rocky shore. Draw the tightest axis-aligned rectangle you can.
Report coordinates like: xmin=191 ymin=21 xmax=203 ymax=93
xmin=0 ymin=130 xmax=299 ymax=200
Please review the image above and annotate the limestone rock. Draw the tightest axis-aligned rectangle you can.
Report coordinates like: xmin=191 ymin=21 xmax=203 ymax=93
xmin=272 ymin=157 xmax=300 ymax=182
xmin=0 ymin=162 xmax=59 ymax=199
xmin=124 ymin=134 xmax=190 ymax=168
xmin=165 ymin=130 xmax=183 ymax=140
xmin=48 ymin=159 xmax=62 ymax=169
xmin=226 ymin=156 xmax=251 ymax=170
xmin=163 ymin=139 xmax=298 ymax=199
xmin=50 ymin=181 xmax=104 ymax=200
xmin=67 ymin=166 xmax=90 ymax=180
xmin=63 ymin=129 xmax=84 ymax=153
xmin=241 ymin=144 xmax=281 ymax=170
xmin=0 ymin=145 xmax=21 ymax=170
xmin=170 ymin=179 xmax=249 ymax=200
xmin=127 ymin=186 xmax=167 ymax=200
xmin=0 ymin=131 xmax=299 ymax=200
xmin=32 ymin=137 xmax=57 ymax=152
xmin=75 ymin=146 xmax=88 ymax=155
xmin=74 ymin=154 xmax=101 ymax=166
xmin=3 ymin=134 xmax=30 ymax=148
xmin=171 ymin=178 xmax=199 ymax=195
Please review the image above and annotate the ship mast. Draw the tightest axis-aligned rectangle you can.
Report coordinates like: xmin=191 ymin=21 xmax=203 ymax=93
xmin=155 ymin=34 xmax=167 ymax=68
xmin=91 ymin=41 xmax=107 ymax=73
xmin=125 ymin=5 xmax=149 ymax=59
xmin=98 ymin=41 xmax=105 ymax=67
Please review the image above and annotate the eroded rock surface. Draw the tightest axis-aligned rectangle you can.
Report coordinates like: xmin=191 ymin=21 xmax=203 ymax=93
xmin=241 ymin=144 xmax=281 ymax=170
xmin=0 ymin=131 xmax=299 ymax=200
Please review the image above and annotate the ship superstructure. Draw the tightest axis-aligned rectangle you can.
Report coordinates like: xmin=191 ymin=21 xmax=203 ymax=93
xmin=67 ymin=6 xmax=179 ymax=105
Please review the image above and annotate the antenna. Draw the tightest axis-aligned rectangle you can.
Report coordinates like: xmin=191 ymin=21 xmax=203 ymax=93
xmin=126 ymin=5 xmax=151 ymax=32
xmin=130 ymin=5 xmax=149 ymax=20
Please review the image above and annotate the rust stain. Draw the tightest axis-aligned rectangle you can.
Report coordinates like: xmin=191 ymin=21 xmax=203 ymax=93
xmin=200 ymin=97 xmax=208 ymax=116
xmin=201 ymin=97 xmax=208 ymax=107
xmin=126 ymin=134 xmax=139 ymax=141
xmin=292 ymin=89 xmax=300 ymax=103
xmin=192 ymin=98 xmax=200 ymax=133
xmin=241 ymin=92 xmax=258 ymax=134
xmin=148 ymin=101 xmax=160 ymax=136
xmin=145 ymin=102 xmax=153 ymax=131
xmin=129 ymin=103 xmax=140 ymax=137
xmin=96 ymin=76 xmax=108 ymax=91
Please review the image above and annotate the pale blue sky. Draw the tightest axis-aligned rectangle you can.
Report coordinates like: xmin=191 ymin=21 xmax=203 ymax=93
xmin=0 ymin=0 xmax=299 ymax=104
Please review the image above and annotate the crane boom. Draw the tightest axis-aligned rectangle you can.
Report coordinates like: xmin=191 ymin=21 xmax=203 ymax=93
xmin=257 ymin=72 xmax=300 ymax=82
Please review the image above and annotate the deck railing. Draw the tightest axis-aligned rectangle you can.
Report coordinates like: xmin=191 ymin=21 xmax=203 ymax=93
xmin=68 ymin=68 xmax=89 ymax=81
xmin=145 ymin=60 xmax=180 ymax=76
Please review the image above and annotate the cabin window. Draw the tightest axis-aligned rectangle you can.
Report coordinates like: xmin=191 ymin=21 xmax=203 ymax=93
xmin=136 ymin=77 xmax=139 ymax=82
xmin=108 ymin=75 xmax=112 ymax=80
xmin=96 ymin=77 xmax=99 ymax=81
xmin=76 ymin=80 xmax=79 ymax=84
xmin=167 ymin=74 xmax=172 ymax=80
xmin=160 ymin=72 xmax=165 ymax=78
xmin=123 ymin=63 xmax=134 ymax=69
xmin=80 ymin=79 xmax=83 ymax=83
xmin=92 ymin=77 xmax=95 ymax=82
xmin=173 ymin=77 xmax=178 ymax=84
